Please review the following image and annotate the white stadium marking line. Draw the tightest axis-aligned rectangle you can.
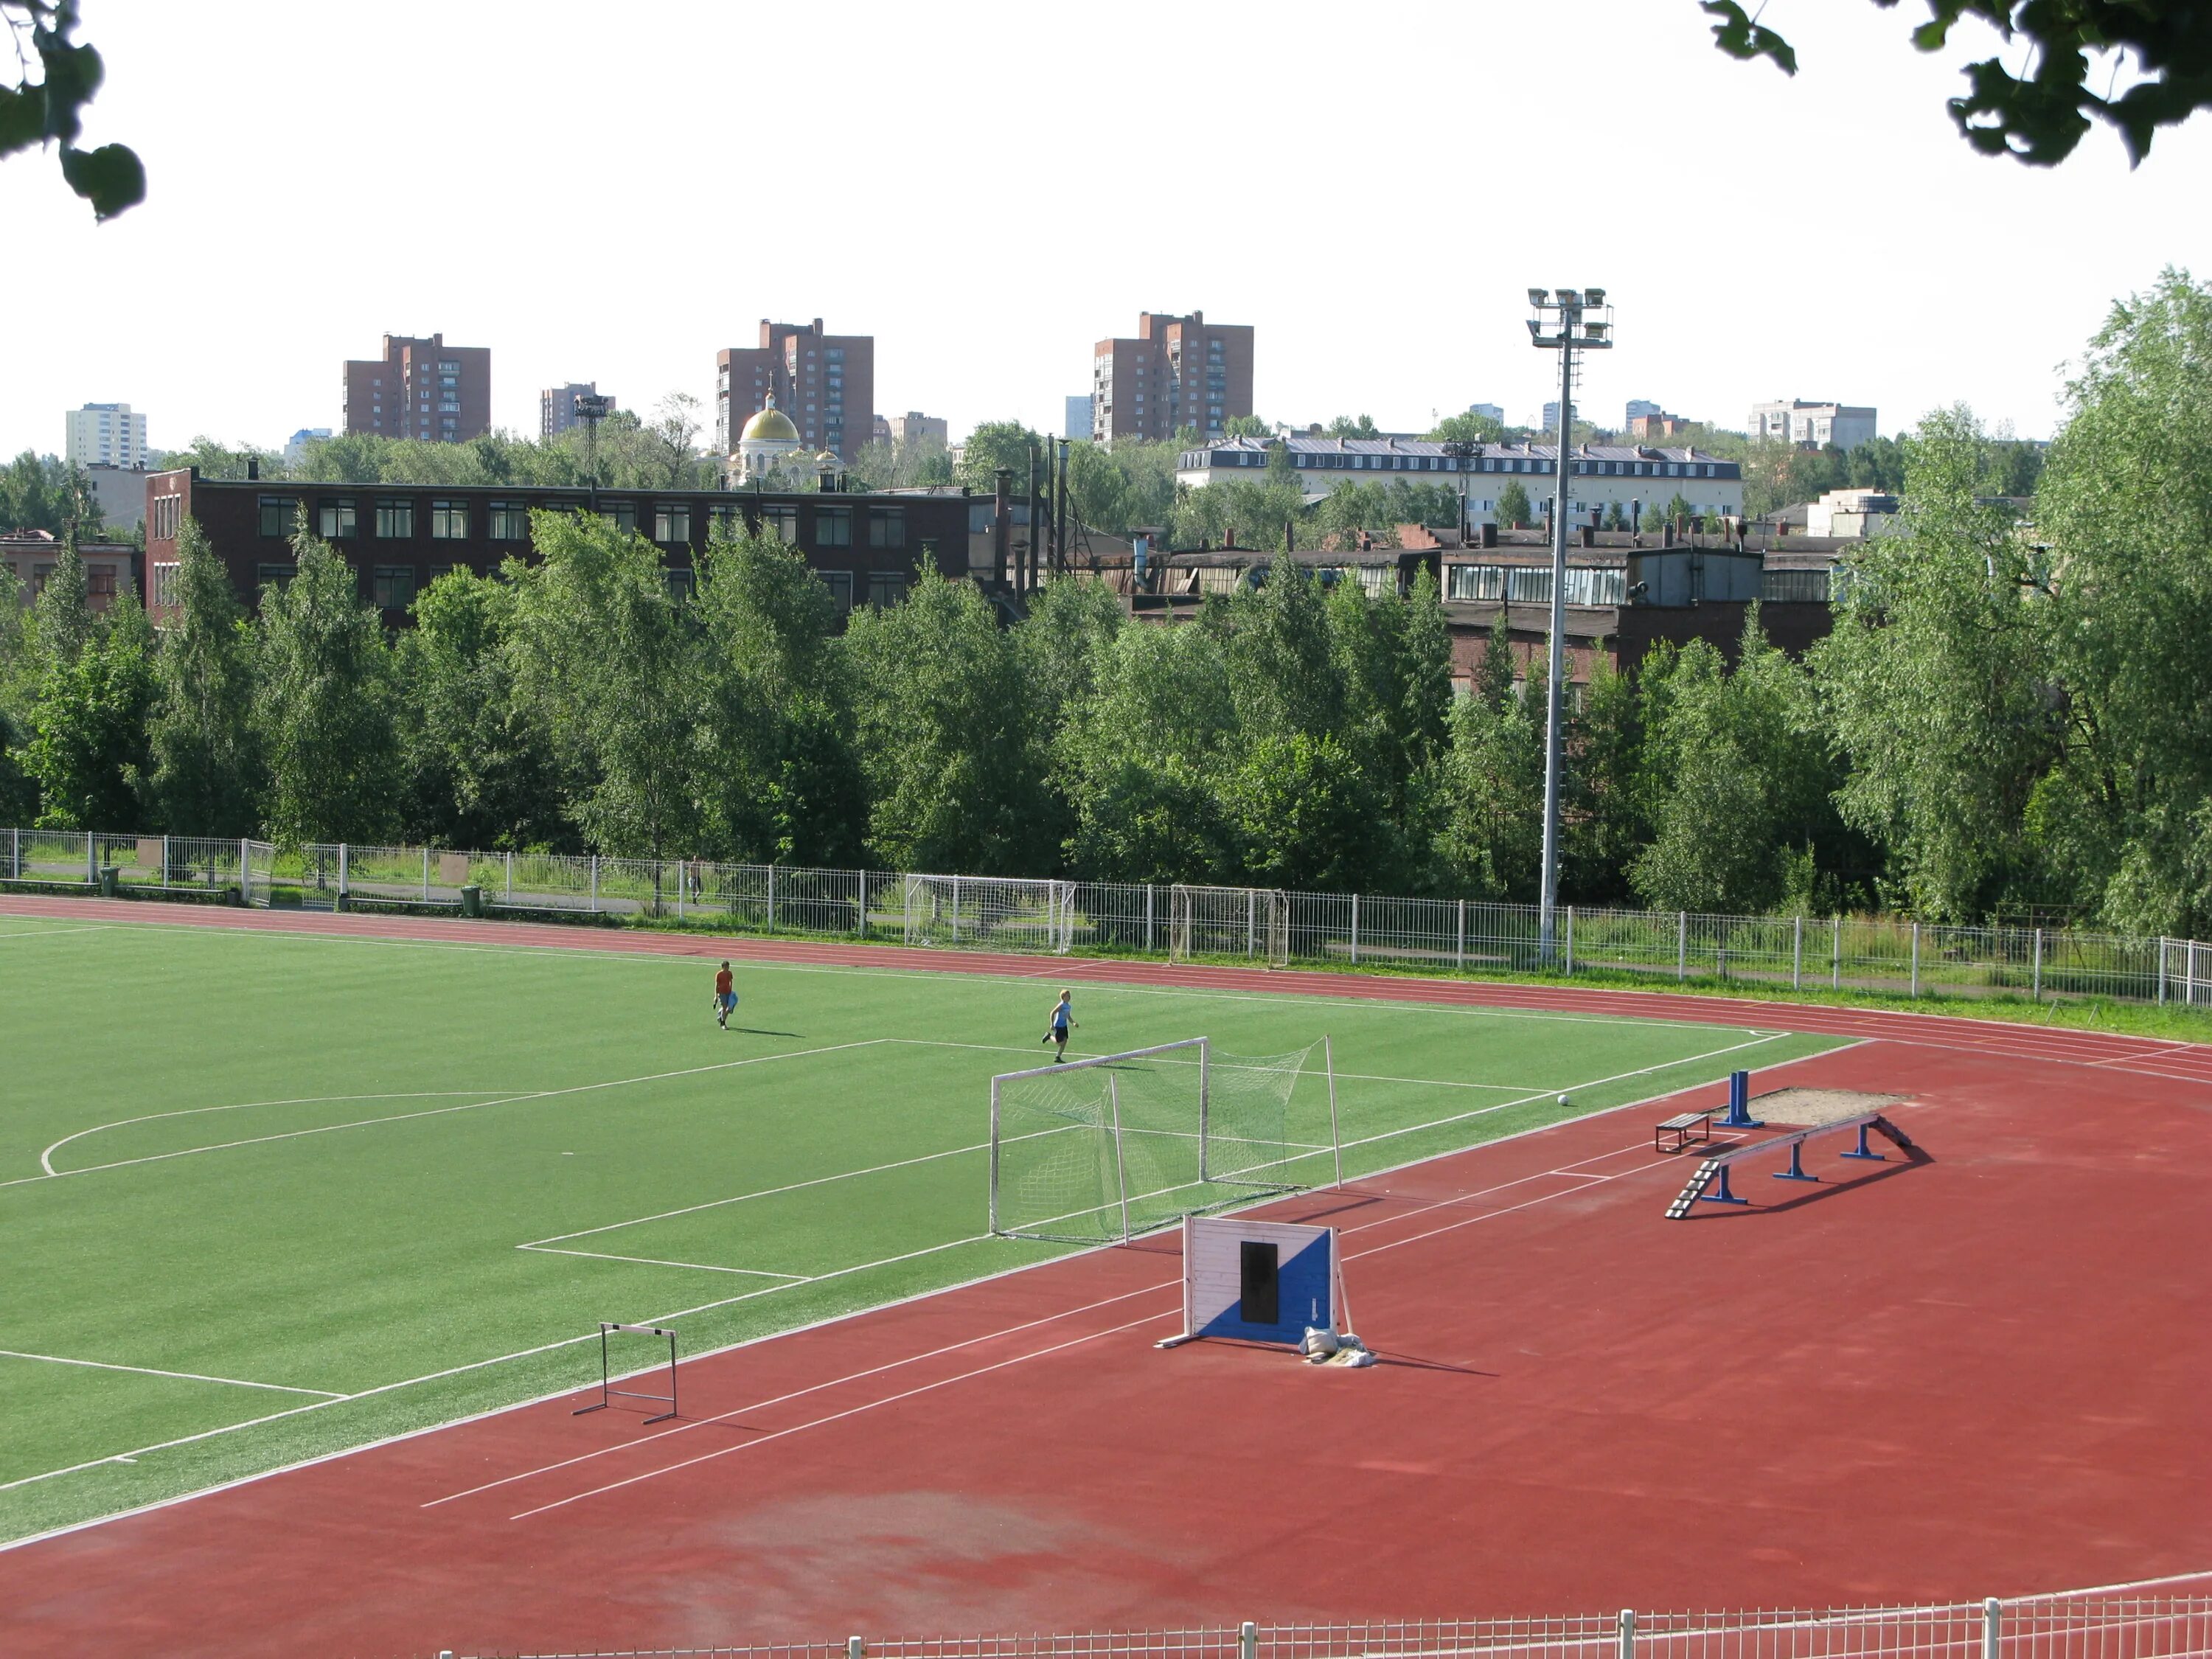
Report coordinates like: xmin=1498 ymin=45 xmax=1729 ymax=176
xmin=0 ymin=1348 xmax=347 ymax=1399
xmin=518 ymin=1247 xmax=806 ymax=1281
xmin=0 ymin=923 xmax=117 ymax=941
xmin=36 ymin=1092 xmax=524 ymax=1178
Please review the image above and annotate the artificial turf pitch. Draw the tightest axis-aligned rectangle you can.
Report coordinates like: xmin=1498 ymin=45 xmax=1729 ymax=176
xmin=0 ymin=911 xmax=1843 ymax=1544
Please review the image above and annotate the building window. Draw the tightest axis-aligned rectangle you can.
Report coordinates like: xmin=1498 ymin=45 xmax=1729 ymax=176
xmin=430 ymin=499 xmax=469 ymax=539
xmin=866 ymin=507 xmax=905 ymax=549
xmin=653 ymin=502 xmax=692 ymax=543
xmin=150 ymin=562 xmax=179 ymax=608
xmin=86 ymin=569 xmax=118 ymax=603
xmin=150 ymin=495 xmax=181 ymax=540
xmin=709 ymin=502 xmax=740 ymax=539
xmin=258 ymin=495 xmax=296 ymax=538
xmin=601 ymin=500 xmax=638 ymax=534
xmin=762 ymin=505 xmax=798 ymax=543
xmin=487 ymin=501 xmax=528 ymax=540
xmin=257 ymin=563 xmax=296 ymax=588
xmin=814 ymin=506 xmax=852 ymax=547
xmin=664 ymin=566 xmax=695 ymax=601
xmin=866 ymin=571 xmax=908 ymax=608
xmin=1447 ymin=565 xmax=1507 ymax=602
xmin=373 ymin=566 xmax=417 ymax=608
xmin=375 ymin=498 xmax=414 ymax=538
xmin=818 ymin=570 xmax=854 ymax=612
xmin=319 ymin=498 xmax=358 ymax=538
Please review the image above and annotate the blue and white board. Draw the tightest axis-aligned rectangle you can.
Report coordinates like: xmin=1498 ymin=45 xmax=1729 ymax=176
xmin=1160 ymin=1214 xmax=1346 ymax=1349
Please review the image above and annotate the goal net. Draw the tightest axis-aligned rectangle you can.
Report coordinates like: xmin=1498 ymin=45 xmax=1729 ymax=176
xmin=1168 ymin=885 xmax=1290 ymax=968
xmin=989 ymin=1037 xmax=1329 ymax=1242
xmin=904 ymin=874 xmax=1072 ymax=953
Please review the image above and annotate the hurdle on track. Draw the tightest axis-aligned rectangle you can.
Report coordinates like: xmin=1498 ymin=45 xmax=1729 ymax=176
xmin=572 ymin=1322 xmax=679 ymax=1424
xmin=1665 ymin=1111 xmax=1919 ymax=1218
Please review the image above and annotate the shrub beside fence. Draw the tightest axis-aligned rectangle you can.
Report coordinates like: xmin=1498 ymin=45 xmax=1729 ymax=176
xmin=7 ymin=826 xmax=2212 ymax=1012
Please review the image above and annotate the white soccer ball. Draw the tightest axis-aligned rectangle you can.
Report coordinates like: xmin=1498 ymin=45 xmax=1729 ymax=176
xmin=1557 ymin=1093 xmax=1571 ymax=1107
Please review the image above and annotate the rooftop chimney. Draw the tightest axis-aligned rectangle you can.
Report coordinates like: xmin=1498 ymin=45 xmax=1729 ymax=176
xmin=246 ymin=456 xmax=260 ymax=481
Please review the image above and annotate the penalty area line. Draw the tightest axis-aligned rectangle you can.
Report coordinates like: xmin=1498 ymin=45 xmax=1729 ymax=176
xmin=0 ymin=1349 xmax=347 ymax=1399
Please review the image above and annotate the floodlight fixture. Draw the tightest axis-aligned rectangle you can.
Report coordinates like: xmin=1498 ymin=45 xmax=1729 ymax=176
xmin=1555 ymin=288 xmax=1581 ymax=307
xmin=1584 ymin=286 xmax=1607 ymax=307
xmin=1528 ymin=288 xmax=1548 ymax=307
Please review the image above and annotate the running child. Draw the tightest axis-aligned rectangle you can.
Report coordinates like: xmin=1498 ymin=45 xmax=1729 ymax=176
xmin=712 ymin=960 xmax=737 ymax=1029
xmin=1041 ymin=989 xmax=1076 ymax=1061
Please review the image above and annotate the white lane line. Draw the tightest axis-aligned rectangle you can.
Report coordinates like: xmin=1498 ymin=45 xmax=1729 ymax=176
xmin=0 ymin=924 xmax=117 ymax=941
xmin=508 ymin=1303 xmax=1178 ymax=1521
xmin=516 ymin=1247 xmax=807 ymax=1281
xmin=424 ymin=1279 xmax=1175 ymax=1508
xmin=0 ymin=1349 xmax=347 ymax=1399
xmin=37 ymin=1092 xmax=523 ymax=1178
xmin=5 ymin=1040 xmax=892 ymax=1189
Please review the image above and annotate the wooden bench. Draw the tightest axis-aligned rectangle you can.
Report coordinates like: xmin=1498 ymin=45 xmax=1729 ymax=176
xmin=1655 ymin=1109 xmax=1714 ymax=1155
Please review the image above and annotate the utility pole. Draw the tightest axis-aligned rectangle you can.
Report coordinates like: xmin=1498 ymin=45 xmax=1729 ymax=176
xmin=1440 ymin=438 xmax=1481 ymax=542
xmin=1525 ymin=286 xmax=1613 ymax=965
xmin=1054 ymin=438 xmax=1071 ymax=574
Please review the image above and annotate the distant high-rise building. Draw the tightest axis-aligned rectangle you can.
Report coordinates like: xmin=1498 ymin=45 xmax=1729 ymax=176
xmin=1542 ymin=400 xmax=1576 ymax=432
xmin=1625 ymin=399 xmax=1663 ymax=425
xmin=1467 ymin=403 xmax=1505 ymax=425
xmin=1750 ymin=399 xmax=1878 ymax=451
xmin=890 ymin=411 xmax=949 ymax=451
xmin=1065 ymin=395 xmax=1092 ymax=440
xmin=342 ymin=333 xmax=491 ymax=443
xmin=714 ymin=319 xmax=874 ymax=459
xmin=283 ymin=428 xmax=333 ymax=467
xmin=1090 ymin=310 xmax=1253 ymax=446
xmin=65 ymin=403 xmax=149 ymax=470
xmin=541 ymin=382 xmax=615 ymax=439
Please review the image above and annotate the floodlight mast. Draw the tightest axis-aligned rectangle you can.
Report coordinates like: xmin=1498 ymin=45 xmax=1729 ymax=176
xmin=1526 ymin=285 xmax=1614 ymax=965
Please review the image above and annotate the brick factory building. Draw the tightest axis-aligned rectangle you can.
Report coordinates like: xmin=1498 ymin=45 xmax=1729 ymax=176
xmin=144 ymin=470 xmax=969 ymax=627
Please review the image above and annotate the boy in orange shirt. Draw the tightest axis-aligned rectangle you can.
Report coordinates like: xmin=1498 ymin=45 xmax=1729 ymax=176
xmin=712 ymin=961 xmax=737 ymax=1030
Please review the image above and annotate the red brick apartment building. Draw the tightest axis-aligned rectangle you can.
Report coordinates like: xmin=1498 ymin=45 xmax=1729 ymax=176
xmin=143 ymin=470 xmax=968 ymax=627
xmin=341 ymin=333 xmax=492 ymax=443
xmin=714 ymin=320 xmax=873 ymax=460
xmin=1091 ymin=311 xmax=1253 ymax=445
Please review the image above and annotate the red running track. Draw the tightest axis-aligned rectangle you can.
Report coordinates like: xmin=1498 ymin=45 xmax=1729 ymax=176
xmin=2 ymin=896 xmax=2210 ymax=1658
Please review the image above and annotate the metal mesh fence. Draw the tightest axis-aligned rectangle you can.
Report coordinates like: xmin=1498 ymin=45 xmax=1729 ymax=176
xmin=6 ymin=824 xmax=2209 ymax=1013
xmin=474 ymin=1589 xmax=2212 ymax=1659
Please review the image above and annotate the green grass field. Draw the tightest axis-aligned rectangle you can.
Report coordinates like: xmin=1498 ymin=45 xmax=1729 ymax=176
xmin=0 ymin=911 xmax=1845 ymax=1543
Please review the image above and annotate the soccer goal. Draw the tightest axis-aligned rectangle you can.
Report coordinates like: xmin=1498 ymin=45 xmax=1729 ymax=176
xmin=1168 ymin=885 xmax=1290 ymax=968
xmin=988 ymin=1037 xmax=1338 ymax=1243
xmin=903 ymin=874 xmax=1074 ymax=953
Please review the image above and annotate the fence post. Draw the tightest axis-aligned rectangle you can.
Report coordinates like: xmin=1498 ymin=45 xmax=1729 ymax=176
xmin=2157 ymin=937 xmax=2168 ymax=1005
xmin=86 ymin=830 xmax=96 ymax=885
xmin=8 ymin=827 xmax=16 ymax=880
xmin=162 ymin=833 xmax=172 ymax=886
xmin=2032 ymin=927 xmax=2042 ymax=1001
xmin=1833 ymin=914 xmax=1843 ymax=988
xmin=768 ymin=864 xmax=777 ymax=931
xmin=240 ymin=837 xmax=250 ymax=903
xmin=1350 ymin=891 xmax=1360 ymax=965
xmin=1910 ymin=921 xmax=1921 ymax=998
xmin=676 ymin=859 xmax=686 ymax=920
xmin=1982 ymin=1598 xmax=2001 ymax=1659
xmin=505 ymin=849 xmax=513 ymax=902
xmin=1618 ymin=1609 xmax=1636 ymax=1659
xmin=856 ymin=869 xmax=867 ymax=938
xmin=1677 ymin=911 xmax=1687 ymax=981
xmin=337 ymin=842 xmax=349 ymax=906
xmin=1792 ymin=915 xmax=1804 ymax=990
xmin=1455 ymin=899 xmax=1466 ymax=971
xmin=589 ymin=855 xmax=599 ymax=913
xmin=1564 ymin=905 xmax=1574 ymax=975
xmin=1240 ymin=1622 xmax=1258 ymax=1659
xmin=421 ymin=846 xmax=430 ymax=903
xmin=1146 ymin=883 xmax=1155 ymax=953
xmin=849 ymin=1639 xmax=866 ymax=1659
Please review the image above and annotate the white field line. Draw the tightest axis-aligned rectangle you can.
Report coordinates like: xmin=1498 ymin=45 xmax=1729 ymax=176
xmin=0 ymin=924 xmax=117 ymax=941
xmin=0 ymin=1042 xmax=1863 ymax=1549
xmin=507 ymin=1303 xmax=1180 ymax=1520
xmin=37 ymin=1092 xmax=523 ymax=1178
xmin=6 ymin=1040 xmax=893 ymax=1189
xmin=516 ymin=1248 xmax=807 ymax=1280
xmin=423 ymin=1279 xmax=1177 ymax=1508
xmin=0 ymin=1349 xmax=347 ymax=1399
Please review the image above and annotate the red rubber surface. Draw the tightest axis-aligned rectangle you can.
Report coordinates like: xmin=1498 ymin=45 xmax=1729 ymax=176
xmin=4 ymin=896 xmax=2210 ymax=1658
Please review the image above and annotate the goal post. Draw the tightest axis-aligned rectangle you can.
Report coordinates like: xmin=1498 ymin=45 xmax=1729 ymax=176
xmin=904 ymin=874 xmax=1073 ymax=953
xmin=1168 ymin=886 xmax=1290 ymax=968
xmin=989 ymin=1036 xmax=1337 ymax=1243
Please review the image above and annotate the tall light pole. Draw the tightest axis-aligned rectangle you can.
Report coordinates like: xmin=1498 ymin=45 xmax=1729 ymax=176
xmin=1526 ymin=286 xmax=1613 ymax=964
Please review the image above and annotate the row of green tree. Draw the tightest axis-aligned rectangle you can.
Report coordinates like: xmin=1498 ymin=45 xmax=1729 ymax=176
xmin=3 ymin=277 xmax=2207 ymax=938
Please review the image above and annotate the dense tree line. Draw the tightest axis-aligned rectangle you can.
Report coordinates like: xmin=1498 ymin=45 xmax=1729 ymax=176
xmin=7 ymin=276 xmax=2205 ymax=935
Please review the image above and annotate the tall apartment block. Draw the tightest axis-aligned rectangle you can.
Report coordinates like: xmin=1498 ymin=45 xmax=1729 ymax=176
xmin=341 ymin=333 xmax=492 ymax=443
xmin=714 ymin=319 xmax=873 ymax=459
xmin=65 ymin=403 xmax=149 ymax=469
xmin=1090 ymin=310 xmax=1253 ymax=446
xmin=1750 ymin=399 xmax=1878 ymax=451
xmin=541 ymin=381 xmax=615 ymax=439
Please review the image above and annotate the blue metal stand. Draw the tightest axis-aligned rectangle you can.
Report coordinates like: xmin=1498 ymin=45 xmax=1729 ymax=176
xmin=1699 ymin=1164 xmax=1747 ymax=1206
xmin=1714 ymin=1069 xmax=1763 ymax=1130
xmin=1839 ymin=1123 xmax=1886 ymax=1161
xmin=1772 ymin=1138 xmax=1819 ymax=1183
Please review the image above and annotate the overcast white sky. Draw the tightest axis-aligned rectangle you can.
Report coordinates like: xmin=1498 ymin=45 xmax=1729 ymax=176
xmin=4 ymin=0 xmax=2209 ymax=459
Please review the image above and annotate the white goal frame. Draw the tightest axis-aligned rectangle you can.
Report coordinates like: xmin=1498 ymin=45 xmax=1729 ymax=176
xmin=1168 ymin=885 xmax=1290 ymax=968
xmin=989 ymin=1038 xmax=1209 ymax=1240
xmin=903 ymin=873 xmax=1074 ymax=953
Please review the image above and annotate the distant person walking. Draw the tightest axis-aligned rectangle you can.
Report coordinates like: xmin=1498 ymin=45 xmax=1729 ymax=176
xmin=712 ymin=960 xmax=737 ymax=1030
xmin=1041 ymin=989 xmax=1076 ymax=1062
